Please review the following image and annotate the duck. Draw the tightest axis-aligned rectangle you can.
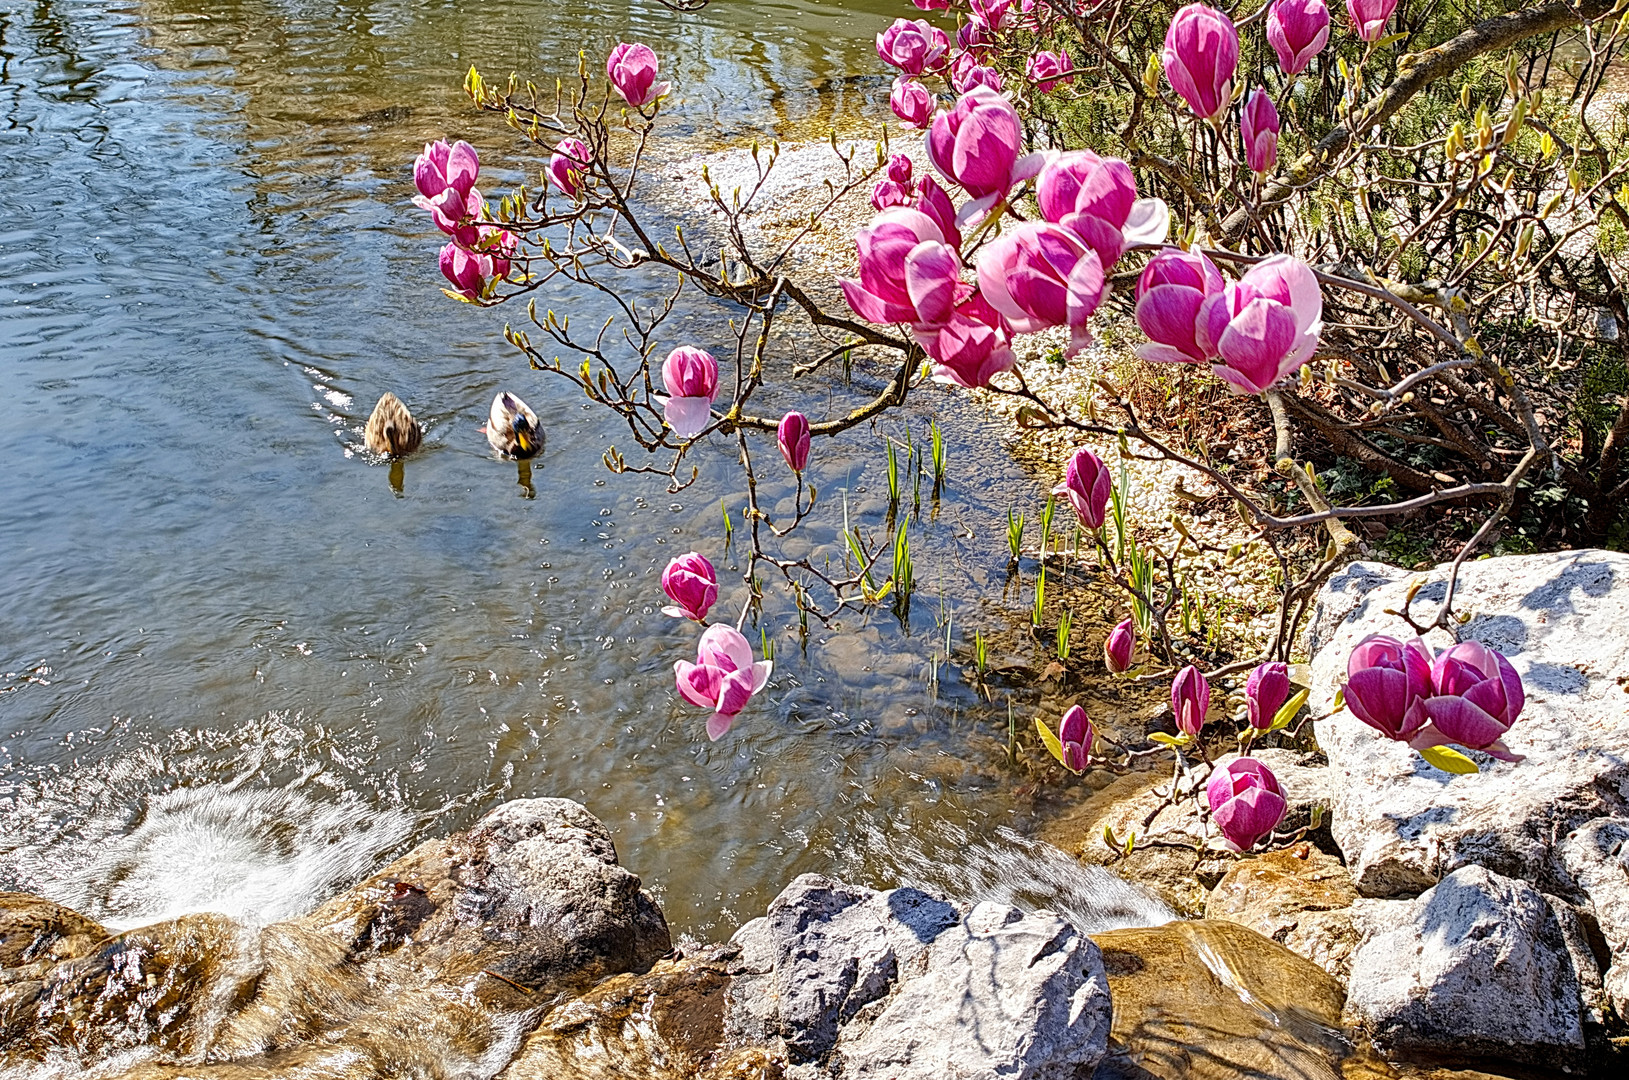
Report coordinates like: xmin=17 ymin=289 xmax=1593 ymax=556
xmin=363 ymin=392 xmax=422 ymax=456
xmin=483 ymin=391 xmax=541 ymax=459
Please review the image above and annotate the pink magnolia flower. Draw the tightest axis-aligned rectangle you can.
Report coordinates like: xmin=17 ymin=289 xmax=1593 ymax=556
xmin=661 ymin=552 xmax=718 ymax=622
xmin=926 ymin=86 xmax=1047 ymax=224
xmin=891 ymin=76 xmax=937 ymax=129
xmin=1196 ymin=255 xmax=1323 ymax=394
xmin=1053 ymin=446 xmax=1111 ymax=529
xmin=777 ymin=411 xmax=811 ymax=472
xmin=414 ymin=139 xmax=479 ymax=201
xmin=660 ymin=346 xmax=720 ymax=439
xmin=1346 ymin=0 xmax=1398 ymax=43
xmin=957 ymin=18 xmax=994 ymax=57
xmin=888 ymin=154 xmax=914 ymax=185
xmin=975 ymin=221 xmax=1106 ymax=355
xmin=1266 ymin=0 xmax=1331 ymax=75
xmin=674 ymin=624 xmax=772 ymax=740
xmin=1058 ymin=704 xmax=1094 ymax=772
xmin=1163 ymin=4 xmax=1239 ymax=122
xmin=1207 ymin=758 xmax=1287 ymax=851
xmin=1104 ymin=619 xmax=1135 ymax=673
xmin=913 ymin=175 xmax=963 ymax=249
xmin=546 ymin=137 xmax=592 ymax=197
xmin=1246 ymin=661 xmax=1291 ymax=731
xmin=917 ymin=292 xmax=1015 ymax=388
xmin=439 ymin=231 xmax=513 ymax=301
xmin=949 ymin=52 xmax=1005 ymax=94
xmin=607 ymin=42 xmax=670 ymax=107
xmin=421 ymin=186 xmax=485 ymax=248
xmin=840 ymin=207 xmax=966 ymax=330
xmin=1133 ymin=247 xmax=1226 ymax=364
xmin=1342 ymin=634 xmax=1433 ymax=742
xmin=1414 ymin=641 xmax=1526 ymax=763
xmin=877 ymin=18 xmax=950 ymax=76
xmin=1241 ymin=90 xmax=1281 ymax=174
xmin=970 ymin=0 xmax=1013 ymax=28
xmin=1026 ymin=50 xmax=1074 ymax=93
xmin=1172 ymin=664 xmax=1210 ymax=736
xmin=1036 ymin=150 xmax=1170 ymax=272
xmin=871 ymin=179 xmax=913 ymax=211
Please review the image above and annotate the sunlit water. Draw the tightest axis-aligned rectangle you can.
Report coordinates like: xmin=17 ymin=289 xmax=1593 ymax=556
xmin=0 ymin=0 xmax=1170 ymax=941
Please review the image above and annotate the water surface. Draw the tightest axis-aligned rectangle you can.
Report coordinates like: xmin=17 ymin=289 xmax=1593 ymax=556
xmin=0 ymin=0 xmax=1164 ymax=938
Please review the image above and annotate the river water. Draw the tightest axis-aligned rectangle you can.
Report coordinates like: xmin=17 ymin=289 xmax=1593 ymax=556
xmin=0 ymin=0 xmax=1170 ymax=939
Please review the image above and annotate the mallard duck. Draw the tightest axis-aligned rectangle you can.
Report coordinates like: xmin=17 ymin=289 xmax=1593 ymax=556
xmin=363 ymin=392 xmax=422 ymax=456
xmin=483 ymin=391 xmax=541 ymax=459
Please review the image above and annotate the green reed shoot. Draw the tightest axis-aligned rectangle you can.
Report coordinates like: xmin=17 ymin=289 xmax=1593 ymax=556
xmin=842 ymin=347 xmax=853 ymax=383
xmin=974 ymin=629 xmax=988 ymax=681
xmin=1039 ymin=494 xmax=1057 ymax=559
xmin=1007 ymin=696 xmax=1018 ymax=767
xmin=930 ymin=419 xmax=946 ymax=491
xmin=722 ymin=499 xmax=733 ymax=547
xmin=1056 ymin=608 xmax=1073 ymax=660
xmin=842 ymin=490 xmax=875 ymax=592
xmin=1128 ymin=543 xmax=1154 ymax=634
xmin=1032 ymin=563 xmax=1047 ymax=627
xmin=886 ymin=439 xmax=900 ymax=507
xmin=760 ymin=625 xmax=775 ymax=663
xmin=1007 ymin=507 xmax=1025 ymax=564
xmin=1111 ymin=453 xmax=1132 ymax=566
xmin=892 ymin=518 xmax=914 ymax=602
xmin=911 ymin=428 xmax=922 ymax=515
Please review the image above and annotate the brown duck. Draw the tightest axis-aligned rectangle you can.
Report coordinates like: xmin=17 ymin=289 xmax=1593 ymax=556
xmin=363 ymin=392 xmax=423 ymax=457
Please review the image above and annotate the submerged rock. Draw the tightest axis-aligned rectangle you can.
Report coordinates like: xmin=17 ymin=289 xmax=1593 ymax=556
xmin=0 ymin=798 xmax=670 ymax=1078
xmin=1204 ymin=845 xmax=1364 ymax=983
xmin=1093 ymin=919 xmax=1356 ymax=1080
xmin=500 ymin=950 xmax=753 ymax=1080
xmin=1343 ymin=865 xmax=1584 ymax=1070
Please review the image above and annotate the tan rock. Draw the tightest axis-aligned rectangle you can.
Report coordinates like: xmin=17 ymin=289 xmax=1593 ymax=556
xmin=1205 ymin=845 xmax=1365 ymax=982
xmin=499 ymin=953 xmax=746 ymax=1080
xmin=1092 ymin=919 xmax=1377 ymax=1080
xmin=1042 ymin=753 xmax=1334 ymax=918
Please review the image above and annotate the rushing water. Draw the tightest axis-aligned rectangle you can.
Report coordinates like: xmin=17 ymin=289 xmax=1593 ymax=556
xmin=0 ymin=0 xmax=1171 ymax=940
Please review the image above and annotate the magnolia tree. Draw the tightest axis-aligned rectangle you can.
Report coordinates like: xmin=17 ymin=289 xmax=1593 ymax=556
xmin=405 ymin=0 xmax=1620 ymax=851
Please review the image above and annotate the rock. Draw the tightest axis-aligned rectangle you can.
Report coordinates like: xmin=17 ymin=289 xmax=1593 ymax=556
xmin=1307 ymin=551 xmax=1629 ymax=898
xmin=0 ymin=798 xmax=673 ymax=1078
xmin=1562 ymin=816 xmax=1629 ymax=1022
xmin=499 ymin=952 xmax=740 ymax=1080
xmin=12 ymin=912 xmax=259 ymax=1065
xmin=730 ymin=875 xmax=1110 ymax=1080
xmin=837 ymin=901 xmax=1111 ymax=1080
xmin=1204 ymin=845 xmax=1364 ymax=982
xmin=0 ymin=893 xmax=108 ymax=974
xmin=766 ymin=877 xmax=898 ymax=1062
xmin=1343 ymin=865 xmax=1584 ymax=1070
xmin=1092 ymin=919 xmax=1358 ymax=1080
xmin=1048 ymin=751 xmax=1335 ymax=917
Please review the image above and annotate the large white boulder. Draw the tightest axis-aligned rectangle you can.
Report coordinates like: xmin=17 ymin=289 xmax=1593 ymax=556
xmin=1343 ymin=865 xmax=1584 ymax=1069
xmin=1306 ymin=551 xmax=1629 ymax=898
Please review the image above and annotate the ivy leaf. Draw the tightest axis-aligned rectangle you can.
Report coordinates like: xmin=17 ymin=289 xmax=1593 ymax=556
xmin=1269 ymin=688 xmax=1311 ymax=732
xmin=1035 ymin=716 xmax=1067 ymax=768
xmin=1418 ymin=745 xmax=1480 ymax=774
